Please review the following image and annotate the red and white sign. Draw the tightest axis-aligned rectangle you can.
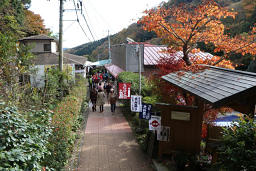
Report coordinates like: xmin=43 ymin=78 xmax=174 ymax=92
xmin=118 ymin=83 xmax=131 ymax=99
xmin=149 ymin=115 xmax=161 ymax=130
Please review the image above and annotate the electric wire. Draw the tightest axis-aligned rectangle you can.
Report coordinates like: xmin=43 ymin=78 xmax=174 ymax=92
xmin=64 ymin=21 xmax=76 ymax=32
xmin=86 ymin=0 xmax=114 ymax=35
xmin=81 ymin=11 xmax=95 ymax=41
xmin=72 ymin=0 xmax=91 ymax=41
xmin=80 ymin=0 xmax=97 ymax=40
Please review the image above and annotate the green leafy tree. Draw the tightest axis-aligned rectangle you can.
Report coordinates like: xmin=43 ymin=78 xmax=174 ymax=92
xmin=217 ymin=117 xmax=256 ymax=170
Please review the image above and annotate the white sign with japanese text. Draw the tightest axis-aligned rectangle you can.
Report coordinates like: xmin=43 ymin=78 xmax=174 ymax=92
xmin=131 ymin=95 xmax=142 ymax=112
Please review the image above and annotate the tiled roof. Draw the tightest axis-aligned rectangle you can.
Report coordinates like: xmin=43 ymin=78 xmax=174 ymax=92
xmin=144 ymin=45 xmax=213 ymax=66
xmin=104 ymin=64 xmax=124 ymax=78
xmin=162 ymin=65 xmax=256 ymax=106
xmin=19 ymin=34 xmax=57 ymax=41
xmin=32 ymin=52 xmax=86 ymax=65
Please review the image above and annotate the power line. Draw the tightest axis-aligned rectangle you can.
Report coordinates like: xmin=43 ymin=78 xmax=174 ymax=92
xmin=71 ymin=0 xmax=91 ymax=41
xmin=77 ymin=19 xmax=91 ymax=41
xmin=64 ymin=21 xmax=76 ymax=32
xmin=81 ymin=12 xmax=95 ymax=41
xmin=80 ymin=0 xmax=96 ymax=40
xmin=85 ymin=0 xmax=114 ymax=35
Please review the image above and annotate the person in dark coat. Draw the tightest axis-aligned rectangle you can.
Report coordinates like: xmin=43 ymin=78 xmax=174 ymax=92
xmin=105 ymin=82 xmax=112 ymax=99
xmin=90 ymin=87 xmax=98 ymax=112
xmin=109 ymin=89 xmax=117 ymax=113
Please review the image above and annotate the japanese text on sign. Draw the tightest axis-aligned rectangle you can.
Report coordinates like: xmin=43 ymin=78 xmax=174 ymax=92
xmin=118 ymin=83 xmax=131 ymax=99
xmin=139 ymin=103 xmax=152 ymax=120
xmin=131 ymin=95 xmax=142 ymax=112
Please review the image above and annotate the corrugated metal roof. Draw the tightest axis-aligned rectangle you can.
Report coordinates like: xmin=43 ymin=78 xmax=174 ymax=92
xmin=33 ymin=52 xmax=86 ymax=65
xmin=144 ymin=45 xmax=213 ymax=66
xmin=162 ymin=65 xmax=256 ymax=106
xmin=104 ymin=64 xmax=124 ymax=78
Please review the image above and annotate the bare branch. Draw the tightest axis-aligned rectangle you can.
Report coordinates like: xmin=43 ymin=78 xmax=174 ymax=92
xmin=159 ymin=23 xmax=186 ymax=44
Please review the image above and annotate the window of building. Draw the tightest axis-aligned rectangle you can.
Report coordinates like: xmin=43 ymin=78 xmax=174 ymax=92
xmin=44 ymin=44 xmax=51 ymax=52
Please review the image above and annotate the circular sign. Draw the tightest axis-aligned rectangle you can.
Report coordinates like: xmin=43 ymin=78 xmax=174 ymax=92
xmin=151 ymin=120 xmax=159 ymax=127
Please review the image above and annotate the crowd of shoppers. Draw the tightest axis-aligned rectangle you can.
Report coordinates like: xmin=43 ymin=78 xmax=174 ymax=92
xmin=88 ymin=70 xmax=117 ymax=113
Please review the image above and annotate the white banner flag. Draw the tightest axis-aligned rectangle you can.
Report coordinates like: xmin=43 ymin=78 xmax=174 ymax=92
xmin=131 ymin=95 xmax=142 ymax=112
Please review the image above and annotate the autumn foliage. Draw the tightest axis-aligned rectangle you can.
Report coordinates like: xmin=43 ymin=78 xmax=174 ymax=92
xmin=139 ymin=0 xmax=256 ymax=138
xmin=139 ymin=0 xmax=256 ymax=66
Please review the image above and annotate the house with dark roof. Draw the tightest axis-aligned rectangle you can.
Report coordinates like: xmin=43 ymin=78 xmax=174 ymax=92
xmin=107 ymin=43 xmax=213 ymax=78
xmin=19 ymin=34 xmax=87 ymax=87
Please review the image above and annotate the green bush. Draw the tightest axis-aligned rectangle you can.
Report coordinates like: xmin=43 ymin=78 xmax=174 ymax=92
xmin=117 ymin=72 xmax=154 ymax=96
xmin=43 ymin=78 xmax=87 ymax=170
xmin=216 ymin=117 xmax=256 ymax=170
xmin=0 ymin=106 xmax=52 ymax=170
xmin=118 ymin=72 xmax=157 ymax=152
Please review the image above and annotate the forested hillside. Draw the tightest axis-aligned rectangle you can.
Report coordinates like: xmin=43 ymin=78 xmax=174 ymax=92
xmin=67 ymin=23 xmax=157 ymax=61
xmin=68 ymin=0 xmax=256 ymax=70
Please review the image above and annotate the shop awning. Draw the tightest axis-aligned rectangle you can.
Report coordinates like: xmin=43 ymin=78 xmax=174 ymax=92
xmin=104 ymin=63 xmax=124 ymax=78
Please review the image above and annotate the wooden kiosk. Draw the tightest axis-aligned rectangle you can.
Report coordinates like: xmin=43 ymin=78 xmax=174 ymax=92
xmin=156 ymin=65 xmax=256 ymax=157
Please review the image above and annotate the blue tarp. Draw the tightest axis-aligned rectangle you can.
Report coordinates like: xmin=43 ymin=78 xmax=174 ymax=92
xmin=91 ymin=59 xmax=111 ymax=66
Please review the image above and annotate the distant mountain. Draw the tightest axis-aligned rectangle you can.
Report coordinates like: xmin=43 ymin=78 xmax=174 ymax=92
xmin=67 ymin=23 xmax=158 ymax=61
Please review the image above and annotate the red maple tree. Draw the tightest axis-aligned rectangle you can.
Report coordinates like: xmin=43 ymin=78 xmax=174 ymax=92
xmin=139 ymin=0 xmax=255 ymax=137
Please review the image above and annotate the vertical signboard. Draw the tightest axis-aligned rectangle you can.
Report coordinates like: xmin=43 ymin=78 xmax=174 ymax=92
xmin=131 ymin=95 xmax=142 ymax=112
xmin=139 ymin=103 xmax=152 ymax=120
xmin=118 ymin=83 xmax=131 ymax=99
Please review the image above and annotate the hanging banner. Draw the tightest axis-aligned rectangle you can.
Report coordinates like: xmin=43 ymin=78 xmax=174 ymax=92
xmin=157 ymin=126 xmax=170 ymax=141
xmin=139 ymin=103 xmax=152 ymax=120
xmin=118 ymin=83 xmax=131 ymax=99
xmin=149 ymin=115 xmax=161 ymax=130
xmin=131 ymin=95 xmax=142 ymax=112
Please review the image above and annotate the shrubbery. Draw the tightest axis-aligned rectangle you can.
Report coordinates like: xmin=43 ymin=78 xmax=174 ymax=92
xmin=43 ymin=79 xmax=87 ymax=170
xmin=216 ymin=117 xmax=256 ymax=170
xmin=117 ymin=72 xmax=157 ymax=151
xmin=0 ymin=106 xmax=52 ymax=170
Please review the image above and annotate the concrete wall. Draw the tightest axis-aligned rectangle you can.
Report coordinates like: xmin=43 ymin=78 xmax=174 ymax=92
xmin=126 ymin=44 xmax=144 ymax=72
xmin=111 ymin=44 xmax=126 ymax=70
xmin=111 ymin=44 xmax=144 ymax=72
xmin=26 ymin=40 xmax=51 ymax=53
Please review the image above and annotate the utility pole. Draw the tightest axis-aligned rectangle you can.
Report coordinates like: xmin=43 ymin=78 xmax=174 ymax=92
xmin=126 ymin=37 xmax=141 ymax=95
xmin=136 ymin=45 xmax=142 ymax=95
xmin=108 ymin=30 xmax=111 ymax=60
xmin=59 ymin=0 xmax=64 ymax=71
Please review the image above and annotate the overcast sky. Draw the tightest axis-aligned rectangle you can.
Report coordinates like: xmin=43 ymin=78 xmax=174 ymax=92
xmin=29 ymin=0 xmax=168 ymax=48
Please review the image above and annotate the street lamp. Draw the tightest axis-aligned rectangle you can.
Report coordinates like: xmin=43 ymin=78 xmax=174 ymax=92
xmin=126 ymin=37 xmax=141 ymax=95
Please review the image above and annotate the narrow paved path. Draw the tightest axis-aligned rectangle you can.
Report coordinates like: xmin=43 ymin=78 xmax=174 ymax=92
xmin=78 ymin=103 xmax=153 ymax=171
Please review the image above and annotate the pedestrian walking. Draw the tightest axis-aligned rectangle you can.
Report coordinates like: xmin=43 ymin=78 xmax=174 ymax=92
xmin=98 ymin=82 xmax=104 ymax=91
xmin=105 ymin=82 xmax=112 ymax=99
xmin=90 ymin=87 xmax=98 ymax=112
xmin=109 ymin=89 xmax=117 ymax=113
xmin=97 ymin=89 xmax=105 ymax=112
xmin=89 ymin=76 xmax=93 ymax=90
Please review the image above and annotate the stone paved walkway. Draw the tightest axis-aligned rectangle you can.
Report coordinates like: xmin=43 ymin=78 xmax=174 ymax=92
xmin=78 ymin=103 xmax=153 ymax=171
